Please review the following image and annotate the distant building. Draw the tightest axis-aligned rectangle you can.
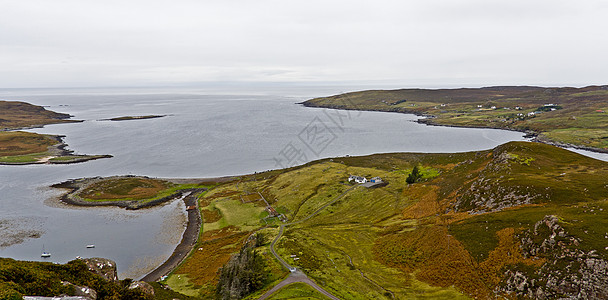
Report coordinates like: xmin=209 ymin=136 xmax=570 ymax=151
xmin=266 ymin=206 xmax=279 ymax=217
xmin=477 ymin=105 xmax=483 ymax=108
xmin=527 ymin=112 xmax=536 ymax=116
xmin=348 ymin=175 xmax=367 ymax=184
xmin=370 ymin=177 xmax=383 ymax=183
xmin=491 ymin=106 xmax=497 ymax=109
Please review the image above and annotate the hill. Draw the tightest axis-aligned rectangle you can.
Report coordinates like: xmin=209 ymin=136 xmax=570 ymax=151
xmin=0 ymin=100 xmax=76 ymax=130
xmin=162 ymin=141 xmax=608 ymax=299
xmin=302 ymin=85 xmax=608 ymax=152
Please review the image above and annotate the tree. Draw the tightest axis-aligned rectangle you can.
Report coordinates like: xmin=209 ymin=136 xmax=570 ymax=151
xmin=406 ymin=165 xmax=422 ymax=184
xmin=216 ymin=241 xmax=267 ymax=300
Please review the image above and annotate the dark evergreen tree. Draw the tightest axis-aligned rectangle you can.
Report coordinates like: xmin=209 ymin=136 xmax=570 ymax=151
xmin=406 ymin=165 xmax=422 ymax=184
xmin=216 ymin=236 xmax=267 ymax=300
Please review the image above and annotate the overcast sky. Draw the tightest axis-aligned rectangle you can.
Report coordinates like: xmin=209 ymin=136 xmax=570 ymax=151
xmin=1 ymin=0 xmax=607 ymax=88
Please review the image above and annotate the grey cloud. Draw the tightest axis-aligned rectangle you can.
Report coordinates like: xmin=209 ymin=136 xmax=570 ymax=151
xmin=1 ymin=0 xmax=607 ymax=88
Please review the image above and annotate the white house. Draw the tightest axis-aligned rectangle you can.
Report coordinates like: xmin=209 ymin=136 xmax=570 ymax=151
xmin=348 ymin=175 xmax=367 ymax=184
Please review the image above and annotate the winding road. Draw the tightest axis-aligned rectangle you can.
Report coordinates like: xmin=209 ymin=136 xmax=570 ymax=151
xmin=258 ymin=184 xmax=364 ymax=300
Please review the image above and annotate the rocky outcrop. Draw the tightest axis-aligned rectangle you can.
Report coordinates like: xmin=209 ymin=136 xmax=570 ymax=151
xmin=450 ymin=150 xmax=541 ymax=214
xmin=81 ymin=258 xmax=118 ymax=282
xmin=498 ymin=215 xmax=608 ymax=299
xmin=61 ymin=281 xmax=97 ymax=299
xmin=128 ymin=281 xmax=155 ymax=296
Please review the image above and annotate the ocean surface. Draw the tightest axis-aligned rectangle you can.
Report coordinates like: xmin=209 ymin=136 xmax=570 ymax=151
xmin=1 ymin=86 xmax=601 ymax=279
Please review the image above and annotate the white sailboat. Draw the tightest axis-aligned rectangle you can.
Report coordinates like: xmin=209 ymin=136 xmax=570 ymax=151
xmin=41 ymin=244 xmax=51 ymax=257
xmin=86 ymin=244 xmax=95 ymax=248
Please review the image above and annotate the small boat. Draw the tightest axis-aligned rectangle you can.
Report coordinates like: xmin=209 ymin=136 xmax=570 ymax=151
xmin=41 ymin=245 xmax=51 ymax=257
xmin=86 ymin=244 xmax=95 ymax=248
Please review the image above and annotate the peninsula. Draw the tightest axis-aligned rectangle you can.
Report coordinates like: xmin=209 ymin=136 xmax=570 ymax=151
xmin=0 ymin=100 xmax=77 ymax=130
xmin=52 ymin=176 xmax=211 ymax=210
xmin=0 ymin=100 xmax=112 ymax=165
xmin=302 ymin=85 xmax=608 ymax=152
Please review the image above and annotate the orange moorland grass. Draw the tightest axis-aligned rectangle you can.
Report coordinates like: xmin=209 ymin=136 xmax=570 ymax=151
xmin=201 ymin=208 xmax=222 ymax=223
xmin=78 ymin=177 xmax=170 ymax=200
xmin=373 ymin=223 xmax=547 ymax=299
xmin=401 ymin=185 xmax=441 ymax=219
xmin=0 ymin=131 xmax=58 ymax=156
xmin=173 ymin=226 xmax=250 ymax=287
xmin=241 ymin=193 xmax=263 ymax=202
xmin=200 ymin=190 xmax=240 ymax=206
xmin=478 ymin=228 xmax=546 ymax=288
xmin=373 ymin=225 xmax=491 ymax=297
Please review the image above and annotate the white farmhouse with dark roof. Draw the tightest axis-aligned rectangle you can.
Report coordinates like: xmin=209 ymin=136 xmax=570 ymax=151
xmin=348 ymin=175 xmax=367 ymax=184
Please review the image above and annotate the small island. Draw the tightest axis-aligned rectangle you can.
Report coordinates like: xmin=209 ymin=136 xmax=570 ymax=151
xmin=0 ymin=100 xmax=112 ymax=165
xmin=104 ymin=115 xmax=166 ymax=121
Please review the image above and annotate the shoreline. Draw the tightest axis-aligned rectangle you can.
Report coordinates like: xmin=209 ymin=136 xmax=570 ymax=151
xmin=299 ymin=102 xmax=608 ymax=155
xmin=49 ymin=175 xmax=239 ymax=282
xmin=140 ymin=189 xmax=203 ymax=282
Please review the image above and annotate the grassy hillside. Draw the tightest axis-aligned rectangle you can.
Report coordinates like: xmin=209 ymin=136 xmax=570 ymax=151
xmin=302 ymin=85 xmax=608 ymax=151
xmin=165 ymin=141 xmax=608 ymax=299
xmin=0 ymin=100 xmax=75 ymax=130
